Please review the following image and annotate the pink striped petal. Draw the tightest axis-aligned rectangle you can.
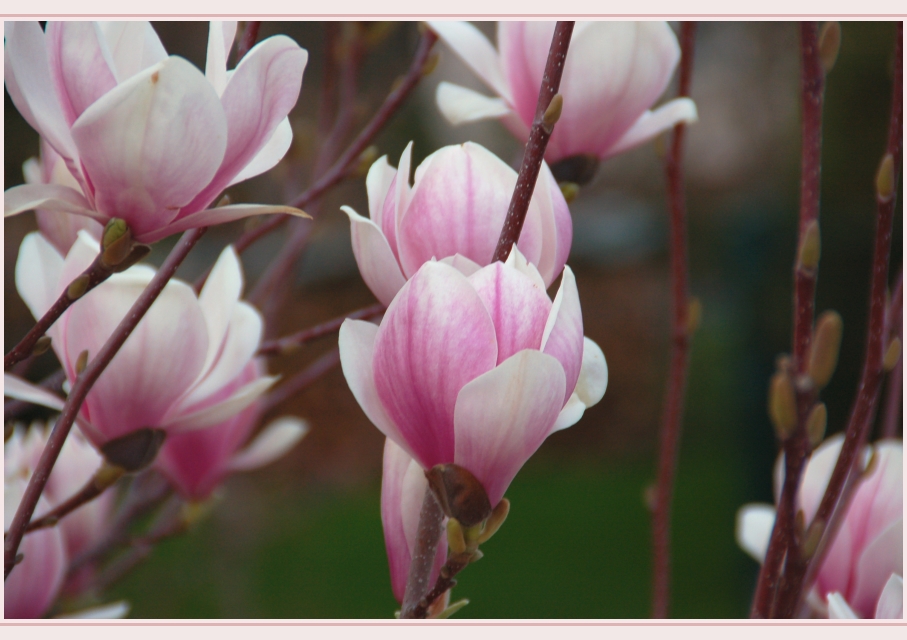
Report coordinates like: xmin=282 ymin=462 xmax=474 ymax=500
xmin=453 ymin=350 xmax=566 ymax=505
xmin=373 ymin=262 xmax=498 ymax=469
xmin=428 ymin=21 xmax=510 ymax=101
xmin=183 ymin=36 xmax=306 ymax=214
xmin=45 ymin=22 xmax=118 ymax=126
xmin=532 ymin=161 xmax=573 ymax=286
xmin=497 ymin=21 xmax=545 ymax=127
xmin=5 ymin=183 xmax=102 ymax=222
xmin=383 ymin=142 xmax=414 ymax=263
xmin=541 ymin=267 xmax=585 ymax=403
xmin=468 ymin=262 xmax=552 ymax=364
xmin=71 ymin=57 xmax=227 ymax=238
xmin=343 ymin=206 xmax=406 ymax=307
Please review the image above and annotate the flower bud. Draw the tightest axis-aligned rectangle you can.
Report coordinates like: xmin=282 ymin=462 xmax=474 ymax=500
xmin=876 ymin=154 xmax=895 ymax=203
xmin=768 ymin=370 xmax=797 ymax=440
xmin=67 ymin=274 xmax=92 ymax=301
xmin=806 ymin=402 xmax=828 ymax=449
xmin=808 ymin=311 xmax=843 ymax=389
xmin=797 ymin=220 xmax=821 ymax=273
xmin=882 ymin=337 xmax=901 ymax=372
xmin=818 ymin=22 xmax=842 ymax=74
xmin=32 ymin=336 xmax=53 ymax=356
xmin=543 ymin=94 xmax=564 ymax=131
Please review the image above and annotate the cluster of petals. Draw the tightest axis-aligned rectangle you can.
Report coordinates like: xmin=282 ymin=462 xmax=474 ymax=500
xmin=736 ymin=436 xmax=903 ymax=619
xmin=343 ymin=141 xmax=572 ymax=306
xmin=429 ymin=21 xmax=698 ymax=165
xmin=341 ymin=247 xmax=607 ymax=521
xmin=155 ymin=358 xmax=308 ymax=502
xmin=4 ymin=21 xmax=307 ymax=243
xmin=8 ymin=232 xmax=276 ymax=449
xmin=5 ymin=423 xmax=113 ymax=618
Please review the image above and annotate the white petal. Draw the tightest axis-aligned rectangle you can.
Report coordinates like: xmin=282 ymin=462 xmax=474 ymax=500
xmin=138 ymin=204 xmax=308 ymax=244
xmin=827 ymin=593 xmax=859 ymax=619
xmin=198 ymin=245 xmax=244 ymax=373
xmin=435 ymin=81 xmax=512 ymax=126
xmin=164 ymin=375 xmax=277 ymax=432
xmin=57 ymin=601 xmax=131 ymax=619
xmin=206 ymin=21 xmax=236 ymax=97
xmin=5 ymin=183 xmax=101 ymax=221
xmin=504 ymin=244 xmax=546 ymax=291
xmin=228 ymin=416 xmax=308 ymax=472
xmin=15 ymin=231 xmax=64 ymax=319
xmin=552 ymin=393 xmax=586 ymax=432
xmin=575 ymin=337 xmax=608 ymax=408
xmin=366 ymin=155 xmax=397 ymax=229
xmin=428 ymin=21 xmax=511 ymax=100
xmin=343 ymin=205 xmax=406 ymax=307
xmin=874 ymin=574 xmax=903 ymax=619
xmin=3 ymin=373 xmax=66 ymax=411
xmin=99 ymin=22 xmax=167 ymax=81
xmin=606 ymin=98 xmax=699 ymax=158
xmin=735 ymin=503 xmax=776 ymax=563
xmin=227 ymin=117 xmax=293 ymax=186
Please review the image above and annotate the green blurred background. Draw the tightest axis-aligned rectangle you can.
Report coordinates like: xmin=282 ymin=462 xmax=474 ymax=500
xmin=4 ymin=21 xmax=902 ymax=618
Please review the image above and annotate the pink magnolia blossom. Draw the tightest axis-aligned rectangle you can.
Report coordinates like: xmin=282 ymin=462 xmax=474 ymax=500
xmin=23 ymin=138 xmax=103 ymax=254
xmin=736 ymin=436 xmax=903 ymax=618
xmin=8 ymin=231 xmax=276 ymax=450
xmin=4 ymin=21 xmax=307 ymax=243
xmin=4 ymin=478 xmax=66 ymax=618
xmin=155 ymin=359 xmax=308 ymax=501
xmin=429 ymin=21 xmax=697 ymax=167
xmin=343 ymin=141 xmax=572 ymax=306
xmin=340 ymin=248 xmax=608 ymax=509
xmin=381 ymin=438 xmax=449 ymax=605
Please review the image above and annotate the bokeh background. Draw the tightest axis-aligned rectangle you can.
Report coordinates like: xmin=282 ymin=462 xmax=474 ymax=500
xmin=4 ymin=21 xmax=902 ymax=618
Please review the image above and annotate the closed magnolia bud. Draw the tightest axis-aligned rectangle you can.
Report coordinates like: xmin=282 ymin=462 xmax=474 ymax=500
xmin=806 ymin=402 xmax=828 ymax=448
xmin=876 ymin=154 xmax=895 ymax=203
xmin=809 ymin=311 xmax=843 ymax=389
xmin=818 ymin=22 xmax=842 ymax=73
xmin=768 ymin=370 xmax=797 ymax=440
xmin=797 ymin=221 xmax=821 ymax=273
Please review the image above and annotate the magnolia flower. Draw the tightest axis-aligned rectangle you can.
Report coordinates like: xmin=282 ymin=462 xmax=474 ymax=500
xmin=429 ymin=21 xmax=697 ymax=174
xmin=340 ymin=248 xmax=608 ymax=509
xmin=381 ymin=438 xmax=449 ymax=606
xmin=8 ymin=231 xmax=275 ymax=457
xmin=343 ymin=141 xmax=572 ymax=306
xmin=736 ymin=436 xmax=903 ymax=619
xmin=4 ymin=21 xmax=307 ymax=243
xmin=155 ymin=359 xmax=308 ymax=501
xmin=4 ymin=478 xmax=67 ymax=618
xmin=5 ymin=423 xmax=114 ymax=561
xmin=23 ymin=138 xmax=103 ymax=254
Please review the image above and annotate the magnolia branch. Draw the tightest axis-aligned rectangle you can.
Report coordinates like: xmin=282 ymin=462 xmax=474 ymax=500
xmin=258 ymin=303 xmax=384 ymax=356
xmin=4 ymin=228 xmax=207 ymax=580
xmin=651 ymin=20 xmax=697 ymax=620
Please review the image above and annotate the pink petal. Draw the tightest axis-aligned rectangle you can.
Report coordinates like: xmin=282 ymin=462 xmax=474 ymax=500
xmin=439 ymin=253 xmax=482 ymax=277
xmin=164 ymin=375 xmax=276 ymax=432
xmin=63 ymin=274 xmax=209 ymax=444
xmin=435 ymin=81 xmax=512 ymax=125
xmin=338 ymin=319 xmax=410 ymax=455
xmin=366 ymin=155 xmax=397 ymax=231
xmin=343 ymin=205 xmax=406 ymax=307
xmin=454 ymin=349 xmax=566 ymax=505
xmin=532 ymin=161 xmax=573 ymax=286
xmin=45 ymin=22 xmax=118 ymax=126
xmin=605 ymin=98 xmax=698 ymax=158
xmin=4 ymin=22 xmax=79 ymax=163
xmin=182 ymin=35 xmax=306 ymax=214
xmin=382 ymin=142 xmax=415 ymax=264
xmin=497 ymin=21 xmax=546 ymax=127
xmin=428 ymin=21 xmax=511 ymax=100
xmin=874 ymin=574 xmax=903 ymax=619
xmin=468 ymin=262 xmax=552 ymax=364
xmin=98 ymin=22 xmax=168 ymax=81
xmin=196 ymin=246 xmax=244 ymax=376
xmin=373 ymin=262 xmax=498 ymax=469
xmin=849 ymin=519 xmax=903 ymax=618
xmin=71 ymin=57 xmax=228 ymax=238
xmin=226 ymin=117 xmax=293 ymax=186
xmin=5 ymin=183 xmax=102 ymax=222
xmin=205 ymin=21 xmax=238 ymax=96
xmin=541 ymin=266 xmax=585 ymax=403
xmin=138 ymin=204 xmax=308 ymax=244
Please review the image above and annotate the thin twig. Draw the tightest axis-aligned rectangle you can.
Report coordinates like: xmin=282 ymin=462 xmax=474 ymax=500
xmin=258 ymin=303 xmax=384 ymax=356
xmin=400 ymin=485 xmax=446 ymax=618
xmin=5 ymin=256 xmax=115 ymax=371
xmin=750 ymin=22 xmax=826 ymax=618
xmin=407 ymin=555 xmax=470 ymax=619
xmin=235 ymin=21 xmax=261 ymax=63
xmin=261 ymin=347 xmax=342 ymax=414
xmin=491 ymin=22 xmax=574 ymax=264
xmin=25 ymin=467 xmax=122 ymax=533
xmin=4 ymin=228 xmax=206 ymax=580
xmin=880 ymin=271 xmax=902 ymax=439
xmin=651 ymin=21 xmax=697 ymax=620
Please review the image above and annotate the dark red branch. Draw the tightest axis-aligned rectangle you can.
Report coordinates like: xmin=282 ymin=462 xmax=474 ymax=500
xmin=235 ymin=21 xmax=261 ymax=63
xmin=880 ymin=272 xmax=903 ymax=439
xmin=651 ymin=21 xmax=697 ymax=620
xmin=4 ymin=228 xmax=206 ymax=580
xmin=400 ymin=485 xmax=446 ymax=618
xmin=258 ymin=303 xmax=384 ymax=356
xmin=492 ymin=22 xmax=574 ymax=264
xmin=261 ymin=347 xmax=342 ymax=414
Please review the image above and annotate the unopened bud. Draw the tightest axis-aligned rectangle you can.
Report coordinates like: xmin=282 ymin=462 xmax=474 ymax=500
xmin=100 ymin=427 xmax=167 ymax=472
xmin=883 ymin=337 xmax=901 ymax=372
xmin=542 ymin=94 xmax=564 ymax=131
xmin=768 ymin=370 xmax=798 ymax=440
xmin=797 ymin=221 xmax=821 ymax=273
xmin=876 ymin=154 xmax=895 ymax=203
xmin=818 ymin=22 xmax=842 ymax=74
xmin=806 ymin=402 xmax=828 ymax=448
xmin=421 ymin=51 xmax=440 ymax=76
xmin=101 ymin=219 xmax=135 ymax=267
xmin=67 ymin=274 xmax=92 ymax=300
xmin=795 ymin=509 xmax=806 ymax=538
xmin=92 ymin=461 xmax=126 ymax=491
xmin=436 ymin=599 xmax=470 ymax=619
xmin=477 ymin=498 xmax=510 ymax=544
xmin=109 ymin=244 xmax=151 ymax=274
xmin=32 ymin=336 xmax=52 ymax=356
xmin=559 ymin=182 xmax=579 ymax=203
xmin=355 ymin=146 xmax=380 ymax=177
xmin=75 ymin=350 xmax=89 ymax=375
xmin=102 ymin=218 xmax=129 ymax=250
xmin=802 ymin=519 xmax=825 ymax=559
xmin=447 ymin=518 xmax=467 ymax=555
xmin=687 ymin=297 xmax=702 ymax=335
xmin=216 ymin=194 xmax=232 ymax=208
xmin=808 ymin=311 xmax=843 ymax=388
xmin=181 ymin=498 xmax=217 ymax=527
xmin=426 ymin=463 xmax=492 ymax=528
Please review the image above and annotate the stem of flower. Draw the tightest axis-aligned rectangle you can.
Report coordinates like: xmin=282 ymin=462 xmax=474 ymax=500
xmin=258 ymin=303 xmax=385 ymax=356
xmin=235 ymin=21 xmax=261 ymax=63
xmin=3 ymin=228 xmax=206 ymax=580
xmin=261 ymin=347 xmax=343 ymax=414
xmin=492 ymin=22 xmax=574 ymax=264
xmin=650 ymin=21 xmax=697 ymax=620
xmin=25 ymin=462 xmax=125 ymax=533
xmin=400 ymin=484 xmax=446 ymax=619
xmin=880 ymin=271 xmax=903 ymax=439
xmin=4 ymin=255 xmax=115 ymax=371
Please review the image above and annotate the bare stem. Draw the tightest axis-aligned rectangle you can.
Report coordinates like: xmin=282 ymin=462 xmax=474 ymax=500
xmin=261 ymin=347 xmax=342 ymax=414
xmin=400 ymin=485 xmax=446 ymax=619
xmin=4 ymin=228 xmax=206 ymax=580
xmin=651 ymin=21 xmax=697 ymax=620
xmin=5 ymin=256 xmax=115 ymax=371
xmin=25 ymin=465 xmax=122 ymax=533
xmin=235 ymin=21 xmax=261 ymax=63
xmin=492 ymin=21 xmax=574 ymax=264
xmin=880 ymin=271 xmax=903 ymax=439
xmin=258 ymin=303 xmax=384 ymax=356
xmin=407 ymin=555 xmax=470 ymax=619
